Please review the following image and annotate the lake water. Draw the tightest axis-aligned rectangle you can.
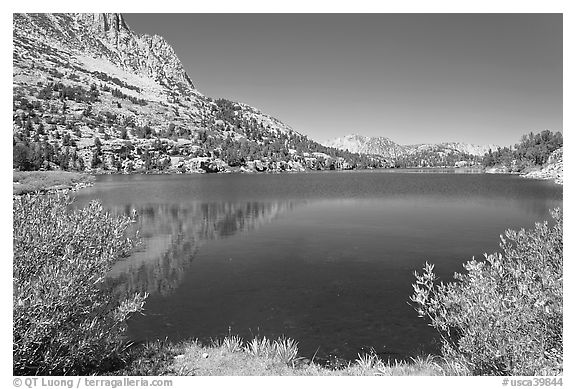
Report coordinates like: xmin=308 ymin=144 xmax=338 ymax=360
xmin=73 ymin=171 xmax=562 ymax=362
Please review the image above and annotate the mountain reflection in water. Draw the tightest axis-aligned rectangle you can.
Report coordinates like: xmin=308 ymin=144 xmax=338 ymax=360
xmin=103 ymin=201 xmax=303 ymax=298
xmin=73 ymin=172 xmax=562 ymax=361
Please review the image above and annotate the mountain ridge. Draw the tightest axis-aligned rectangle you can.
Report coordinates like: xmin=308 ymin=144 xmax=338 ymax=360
xmin=323 ymin=134 xmax=499 ymax=158
xmin=15 ymin=13 xmax=195 ymax=93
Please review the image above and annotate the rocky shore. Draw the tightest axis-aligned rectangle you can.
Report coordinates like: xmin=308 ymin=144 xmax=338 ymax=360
xmin=484 ymin=147 xmax=563 ymax=185
xmin=521 ymin=147 xmax=563 ymax=185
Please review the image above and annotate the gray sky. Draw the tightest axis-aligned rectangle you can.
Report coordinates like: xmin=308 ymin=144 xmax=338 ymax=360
xmin=125 ymin=14 xmax=562 ymax=146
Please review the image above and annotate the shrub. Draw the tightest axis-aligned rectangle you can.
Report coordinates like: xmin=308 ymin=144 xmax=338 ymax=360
xmin=116 ymin=339 xmax=186 ymax=376
xmin=411 ymin=209 xmax=562 ymax=375
xmin=13 ymin=194 xmax=146 ymax=375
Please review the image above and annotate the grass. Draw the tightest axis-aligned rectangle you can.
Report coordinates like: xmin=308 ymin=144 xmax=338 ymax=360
xmin=13 ymin=170 xmax=94 ymax=195
xmin=116 ymin=336 xmax=470 ymax=376
xmin=273 ymin=337 xmax=299 ymax=365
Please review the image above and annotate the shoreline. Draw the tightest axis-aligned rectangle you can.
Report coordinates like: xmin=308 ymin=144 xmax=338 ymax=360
xmin=115 ymin=335 xmax=464 ymax=376
xmin=89 ymin=166 xmax=563 ymax=187
xmin=87 ymin=165 xmax=487 ymax=176
xmin=12 ymin=171 xmax=95 ymax=196
xmin=13 ymin=164 xmax=562 ymax=198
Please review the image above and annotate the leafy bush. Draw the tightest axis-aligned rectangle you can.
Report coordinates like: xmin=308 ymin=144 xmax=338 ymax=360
xmin=411 ymin=209 xmax=562 ymax=375
xmin=13 ymin=194 xmax=146 ymax=375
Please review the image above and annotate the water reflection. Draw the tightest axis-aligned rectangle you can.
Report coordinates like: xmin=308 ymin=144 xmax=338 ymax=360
xmin=103 ymin=201 xmax=304 ymax=298
xmin=72 ymin=172 xmax=562 ymax=361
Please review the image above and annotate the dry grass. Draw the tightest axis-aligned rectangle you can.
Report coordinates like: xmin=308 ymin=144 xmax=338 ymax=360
xmin=13 ymin=170 xmax=93 ymax=195
xmin=162 ymin=337 xmax=470 ymax=376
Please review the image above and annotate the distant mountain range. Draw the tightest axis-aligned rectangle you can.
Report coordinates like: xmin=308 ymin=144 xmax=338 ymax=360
xmin=322 ymin=134 xmax=499 ymax=158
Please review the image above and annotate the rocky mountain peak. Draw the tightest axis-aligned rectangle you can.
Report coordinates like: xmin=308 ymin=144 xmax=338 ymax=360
xmin=14 ymin=13 xmax=195 ymax=92
xmin=75 ymin=13 xmax=132 ymax=37
xmin=323 ymin=134 xmax=402 ymax=157
xmin=137 ymin=33 xmax=195 ymax=90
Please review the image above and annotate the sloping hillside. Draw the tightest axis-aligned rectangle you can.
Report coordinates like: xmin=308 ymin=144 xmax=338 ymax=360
xmin=13 ymin=13 xmax=385 ymax=174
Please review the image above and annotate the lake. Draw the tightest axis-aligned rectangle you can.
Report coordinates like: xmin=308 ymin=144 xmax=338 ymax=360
xmin=73 ymin=171 xmax=563 ymax=362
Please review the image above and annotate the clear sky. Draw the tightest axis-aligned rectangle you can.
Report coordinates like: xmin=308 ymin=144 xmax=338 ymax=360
xmin=125 ymin=13 xmax=562 ymax=146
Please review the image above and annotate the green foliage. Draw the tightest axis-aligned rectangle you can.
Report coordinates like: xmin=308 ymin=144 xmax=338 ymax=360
xmin=411 ymin=209 xmax=563 ymax=375
xmin=14 ymin=79 xmax=387 ymax=173
xmin=13 ymin=194 xmax=147 ymax=375
xmin=13 ymin=142 xmax=33 ymax=171
xmin=111 ymin=88 xmax=147 ymax=106
xmin=120 ymin=127 xmax=129 ymax=139
xmin=44 ymin=82 xmax=101 ymax=103
xmin=116 ymin=339 xmax=186 ymax=376
xmin=395 ymin=148 xmax=481 ymax=168
xmin=90 ymin=71 xmax=142 ymax=93
xmin=134 ymin=125 xmax=154 ymax=139
xmin=483 ymin=130 xmax=563 ymax=169
xmin=49 ymin=68 xmax=64 ymax=78
xmin=12 ymin=135 xmax=64 ymax=171
xmin=516 ymin=131 xmax=563 ymax=165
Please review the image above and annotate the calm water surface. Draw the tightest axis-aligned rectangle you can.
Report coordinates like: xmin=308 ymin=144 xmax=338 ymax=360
xmin=74 ymin=171 xmax=562 ymax=361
